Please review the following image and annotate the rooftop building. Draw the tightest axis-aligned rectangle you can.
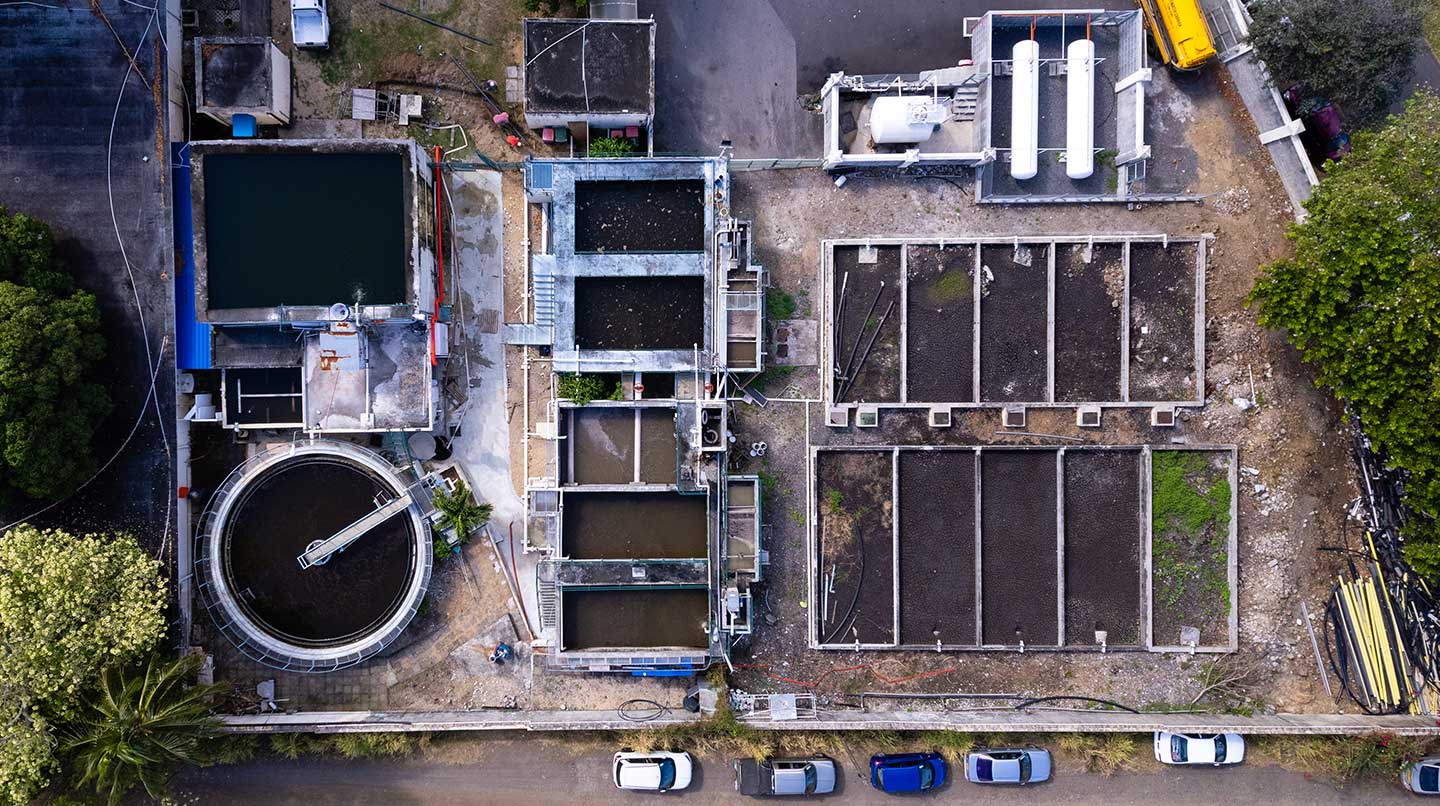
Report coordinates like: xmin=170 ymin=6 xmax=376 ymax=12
xmin=523 ymin=18 xmax=656 ymax=148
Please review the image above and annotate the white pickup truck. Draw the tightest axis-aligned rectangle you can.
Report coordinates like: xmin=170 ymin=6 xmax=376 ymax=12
xmin=290 ymin=0 xmax=329 ymax=48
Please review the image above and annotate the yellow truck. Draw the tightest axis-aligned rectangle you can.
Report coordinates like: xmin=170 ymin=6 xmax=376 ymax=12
xmin=1138 ymin=0 xmax=1218 ymax=70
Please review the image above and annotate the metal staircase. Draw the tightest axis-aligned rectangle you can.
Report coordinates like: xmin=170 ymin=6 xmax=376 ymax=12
xmin=952 ymin=86 xmax=979 ymax=121
xmin=537 ymin=562 xmax=560 ymax=630
xmin=533 ymin=266 xmax=556 ymax=327
xmin=503 ymin=263 xmax=556 ymax=346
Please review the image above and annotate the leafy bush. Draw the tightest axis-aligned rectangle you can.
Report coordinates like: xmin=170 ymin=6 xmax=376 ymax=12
xmin=0 ymin=706 xmax=51 ymax=806
xmin=0 ymin=208 xmax=111 ymax=503
xmin=1249 ymin=92 xmax=1440 ymax=574
xmin=557 ymin=373 xmax=617 ymax=405
xmin=1247 ymin=0 xmax=1423 ymax=126
xmin=588 ymin=136 xmax=634 ymax=158
xmin=766 ymin=289 xmax=799 ymax=320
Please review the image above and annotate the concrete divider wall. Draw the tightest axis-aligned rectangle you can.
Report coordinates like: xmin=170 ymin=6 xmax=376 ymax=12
xmin=220 ymin=709 xmax=1440 ymax=736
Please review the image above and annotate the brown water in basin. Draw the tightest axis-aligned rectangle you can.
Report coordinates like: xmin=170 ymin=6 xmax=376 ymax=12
xmin=563 ymin=491 xmax=706 ymax=559
xmin=222 ymin=458 xmax=415 ymax=646
xmin=561 ymin=587 xmax=709 ymax=649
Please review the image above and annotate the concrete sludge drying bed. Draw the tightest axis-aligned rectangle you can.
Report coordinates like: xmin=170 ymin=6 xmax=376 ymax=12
xmin=826 ymin=236 xmax=1208 ymax=408
xmin=561 ymin=406 xmax=679 ymax=485
xmin=812 ymin=446 xmax=1237 ymax=651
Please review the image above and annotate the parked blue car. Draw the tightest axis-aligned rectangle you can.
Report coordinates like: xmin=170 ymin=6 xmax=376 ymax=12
xmin=869 ymin=752 xmax=947 ymax=793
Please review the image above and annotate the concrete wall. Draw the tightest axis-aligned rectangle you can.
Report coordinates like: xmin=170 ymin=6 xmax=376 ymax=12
xmin=220 ymin=708 xmax=1440 ymax=736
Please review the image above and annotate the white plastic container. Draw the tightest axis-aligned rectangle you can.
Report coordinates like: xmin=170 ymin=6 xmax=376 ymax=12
xmin=1010 ymin=39 xmax=1040 ymax=180
xmin=1065 ymin=38 xmax=1095 ymax=179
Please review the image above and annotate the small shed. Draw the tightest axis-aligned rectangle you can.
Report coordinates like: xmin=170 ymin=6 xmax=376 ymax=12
xmin=523 ymin=18 xmax=655 ymax=136
xmin=193 ymin=37 xmax=292 ymax=127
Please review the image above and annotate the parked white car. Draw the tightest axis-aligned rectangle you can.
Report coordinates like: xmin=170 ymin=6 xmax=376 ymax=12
xmin=613 ymin=751 xmax=694 ymax=792
xmin=1402 ymin=757 xmax=1440 ymax=795
xmin=1154 ymin=731 xmax=1245 ymax=766
xmin=290 ymin=0 xmax=329 ymax=48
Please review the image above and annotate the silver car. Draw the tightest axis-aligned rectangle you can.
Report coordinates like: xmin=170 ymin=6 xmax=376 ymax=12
xmin=1403 ymin=757 xmax=1440 ymax=795
xmin=963 ymin=747 xmax=1052 ymax=785
xmin=734 ymin=756 xmax=837 ymax=796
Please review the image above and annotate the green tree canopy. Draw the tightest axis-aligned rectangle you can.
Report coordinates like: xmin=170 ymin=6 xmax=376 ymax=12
xmin=0 ymin=208 xmax=111 ymax=503
xmin=0 ymin=526 xmax=167 ymax=713
xmin=63 ymin=653 xmax=226 ymax=805
xmin=1249 ymin=92 xmax=1440 ymax=573
xmin=0 ymin=704 xmax=51 ymax=806
xmin=1247 ymin=0 xmax=1423 ymax=127
xmin=0 ymin=526 xmax=167 ymax=806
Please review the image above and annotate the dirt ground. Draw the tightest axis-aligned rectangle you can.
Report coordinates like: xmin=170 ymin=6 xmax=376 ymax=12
xmin=238 ymin=1 xmax=1354 ymax=716
xmin=724 ymin=68 xmax=1356 ymax=715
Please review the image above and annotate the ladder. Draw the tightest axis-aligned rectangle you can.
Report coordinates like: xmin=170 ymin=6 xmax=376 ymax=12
xmin=533 ymin=265 xmax=556 ymax=327
xmin=952 ymin=86 xmax=979 ymax=121
xmin=538 ymin=578 xmax=559 ymax=630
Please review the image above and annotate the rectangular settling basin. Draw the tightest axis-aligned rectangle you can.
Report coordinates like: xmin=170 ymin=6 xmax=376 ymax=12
xmin=562 ymin=491 xmax=707 ymax=559
xmin=561 ymin=587 xmax=709 ymax=649
xmin=201 ymin=152 xmax=407 ymax=309
xmin=574 ymin=277 xmax=705 ymax=350
xmin=573 ymin=179 xmax=704 ymax=252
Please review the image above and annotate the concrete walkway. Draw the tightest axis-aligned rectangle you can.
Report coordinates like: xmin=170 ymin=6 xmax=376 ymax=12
xmin=445 ymin=169 xmax=541 ymax=637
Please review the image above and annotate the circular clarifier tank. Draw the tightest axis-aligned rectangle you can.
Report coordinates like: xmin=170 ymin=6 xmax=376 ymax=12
xmin=197 ymin=441 xmax=431 ymax=671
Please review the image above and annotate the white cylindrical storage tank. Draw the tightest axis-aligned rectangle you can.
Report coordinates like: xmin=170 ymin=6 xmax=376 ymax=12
xmin=870 ymin=95 xmax=937 ymax=144
xmin=1065 ymin=38 xmax=1095 ymax=179
xmin=1010 ymin=39 xmax=1040 ymax=181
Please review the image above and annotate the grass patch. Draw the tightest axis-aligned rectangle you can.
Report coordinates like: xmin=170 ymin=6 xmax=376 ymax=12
xmin=1056 ymin=733 xmax=1140 ymax=774
xmin=757 ymin=464 xmax=781 ymax=508
xmin=317 ymin=0 xmax=523 ymax=107
xmin=926 ymin=269 xmax=972 ymax=304
xmin=826 ymin=489 xmax=844 ymax=515
xmin=766 ymin=289 xmax=799 ymax=321
xmin=1426 ymin=0 xmax=1440 ymax=61
xmin=266 ymin=731 xmax=431 ymax=760
xmin=752 ymin=364 xmax=796 ymax=394
xmin=1251 ymin=735 xmax=1435 ymax=783
xmin=1151 ymin=451 xmax=1231 ymax=619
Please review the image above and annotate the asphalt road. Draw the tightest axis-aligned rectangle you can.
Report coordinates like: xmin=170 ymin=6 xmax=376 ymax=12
xmin=172 ymin=742 xmax=1417 ymax=805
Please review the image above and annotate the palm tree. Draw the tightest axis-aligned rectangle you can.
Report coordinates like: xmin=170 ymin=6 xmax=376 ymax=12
xmin=432 ymin=480 xmax=492 ymax=544
xmin=62 ymin=653 xmax=226 ymax=805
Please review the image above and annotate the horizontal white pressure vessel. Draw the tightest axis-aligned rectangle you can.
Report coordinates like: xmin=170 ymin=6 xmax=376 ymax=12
xmin=1066 ymin=37 xmax=1095 ymax=180
xmin=1010 ymin=39 xmax=1040 ymax=181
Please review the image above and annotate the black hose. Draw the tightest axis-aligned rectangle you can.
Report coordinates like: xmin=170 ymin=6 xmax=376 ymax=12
xmin=1012 ymin=695 xmax=1139 ymax=714
xmin=618 ymin=699 xmax=672 ymax=722
xmin=822 ymin=515 xmax=867 ymax=645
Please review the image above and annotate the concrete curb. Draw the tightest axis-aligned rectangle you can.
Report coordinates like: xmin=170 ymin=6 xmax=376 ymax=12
xmin=220 ymin=709 xmax=1440 ymax=736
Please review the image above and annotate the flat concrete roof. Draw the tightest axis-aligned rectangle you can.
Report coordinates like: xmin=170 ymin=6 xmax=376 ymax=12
xmin=524 ymin=18 xmax=654 ymax=116
xmin=197 ymin=37 xmax=274 ymax=109
xmin=304 ymin=325 xmax=432 ymax=432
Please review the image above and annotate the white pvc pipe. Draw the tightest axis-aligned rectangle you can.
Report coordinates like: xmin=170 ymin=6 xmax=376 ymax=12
xmin=1010 ymin=39 xmax=1040 ymax=181
xmin=1066 ymin=38 xmax=1095 ymax=179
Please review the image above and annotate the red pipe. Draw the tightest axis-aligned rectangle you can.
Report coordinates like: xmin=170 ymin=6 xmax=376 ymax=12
xmin=430 ymin=146 xmax=444 ymax=366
